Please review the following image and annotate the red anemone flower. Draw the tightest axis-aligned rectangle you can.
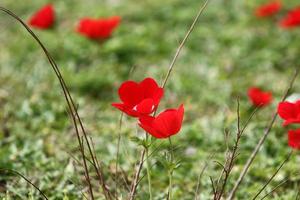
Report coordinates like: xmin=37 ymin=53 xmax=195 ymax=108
xmin=28 ymin=4 xmax=55 ymax=29
xmin=77 ymin=16 xmax=120 ymax=40
xmin=248 ymin=87 xmax=273 ymax=107
xmin=288 ymin=129 xmax=300 ymax=150
xmin=277 ymin=100 xmax=300 ymax=126
xmin=139 ymin=104 xmax=184 ymax=139
xmin=279 ymin=6 xmax=300 ymax=28
xmin=112 ymin=78 xmax=163 ymax=117
xmin=255 ymin=1 xmax=282 ymax=18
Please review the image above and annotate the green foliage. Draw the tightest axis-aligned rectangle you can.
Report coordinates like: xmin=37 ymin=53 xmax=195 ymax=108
xmin=0 ymin=0 xmax=300 ymax=199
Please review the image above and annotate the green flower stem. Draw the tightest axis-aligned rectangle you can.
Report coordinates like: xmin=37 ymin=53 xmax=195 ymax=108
xmin=168 ymin=137 xmax=174 ymax=200
xmin=145 ymin=134 xmax=153 ymax=200
xmin=146 ymin=147 xmax=153 ymax=200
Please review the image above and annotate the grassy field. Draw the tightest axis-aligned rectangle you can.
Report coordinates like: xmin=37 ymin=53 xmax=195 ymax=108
xmin=1 ymin=0 xmax=300 ymax=199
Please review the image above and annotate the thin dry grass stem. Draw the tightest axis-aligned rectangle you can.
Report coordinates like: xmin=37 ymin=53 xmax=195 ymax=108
xmin=89 ymin=137 xmax=117 ymax=200
xmin=194 ymin=166 xmax=207 ymax=200
xmin=127 ymin=1 xmax=210 ymax=199
xmin=167 ymin=138 xmax=174 ymax=200
xmin=224 ymin=129 xmax=230 ymax=153
xmin=66 ymin=151 xmax=82 ymax=167
xmin=136 ymin=160 xmax=160 ymax=186
xmin=143 ymin=141 xmax=164 ymax=162
xmin=252 ymin=150 xmax=293 ymax=200
xmin=0 ymin=168 xmax=48 ymax=200
xmin=227 ymin=68 xmax=300 ymax=200
xmin=69 ymin=130 xmax=94 ymax=199
xmin=210 ymin=176 xmax=217 ymax=197
xmin=261 ymin=173 xmax=300 ymax=200
xmin=66 ymin=106 xmax=94 ymax=200
xmin=115 ymin=65 xmax=137 ymax=198
xmin=296 ymin=190 xmax=300 ymax=200
xmin=194 ymin=154 xmax=214 ymax=200
xmin=161 ymin=0 xmax=210 ymax=89
xmin=0 ymin=7 xmax=113 ymax=200
xmin=214 ymin=98 xmax=260 ymax=200
xmin=115 ymin=113 xmax=123 ymax=198
xmin=145 ymin=147 xmax=153 ymax=200
xmin=80 ymin=136 xmax=95 ymax=200
xmin=260 ymin=177 xmax=289 ymax=199
xmin=82 ymin=193 xmax=89 ymax=200
xmin=128 ymin=149 xmax=146 ymax=200
xmin=119 ymin=167 xmax=131 ymax=192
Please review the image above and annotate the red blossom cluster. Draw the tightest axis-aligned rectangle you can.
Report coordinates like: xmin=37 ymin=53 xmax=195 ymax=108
xmin=77 ymin=16 xmax=121 ymax=40
xmin=27 ymin=3 xmax=299 ymax=148
xmin=279 ymin=7 xmax=300 ymax=28
xmin=278 ymin=100 xmax=300 ymax=149
xmin=248 ymin=87 xmax=273 ymax=107
xmin=255 ymin=1 xmax=281 ymax=18
xmin=28 ymin=4 xmax=120 ymax=40
xmin=112 ymin=78 xmax=184 ymax=139
xmin=247 ymin=86 xmax=300 ymax=149
xmin=255 ymin=1 xmax=300 ymax=29
xmin=28 ymin=4 xmax=55 ymax=29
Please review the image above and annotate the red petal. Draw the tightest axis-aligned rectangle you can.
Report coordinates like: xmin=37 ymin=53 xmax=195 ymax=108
xmin=248 ymin=87 xmax=272 ymax=107
xmin=283 ymin=119 xmax=300 ymax=126
xmin=108 ymin=16 xmax=121 ymax=29
xmin=140 ymin=78 xmax=160 ymax=97
xmin=255 ymin=1 xmax=281 ymax=18
xmin=278 ymin=102 xmax=297 ymax=120
xmin=177 ymin=104 xmax=185 ymax=124
xmin=139 ymin=78 xmax=164 ymax=106
xmin=111 ymin=103 xmax=139 ymax=117
xmin=135 ymin=98 xmax=155 ymax=114
xmin=288 ymin=129 xmax=300 ymax=149
xmin=118 ymin=81 xmax=143 ymax=106
xmin=77 ymin=18 xmax=92 ymax=36
xmin=153 ymin=104 xmax=184 ymax=138
xmin=139 ymin=116 xmax=164 ymax=138
xmin=152 ymin=88 xmax=164 ymax=106
xmin=76 ymin=16 xmax=120 ymax=39
xmin=29 ymin=4 xmax=55 ymax=29
xmin=279 ymin=7 xmax=300 ymax=28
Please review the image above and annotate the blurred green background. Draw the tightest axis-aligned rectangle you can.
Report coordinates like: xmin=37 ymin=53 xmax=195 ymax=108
xmin=0 ymin=0 xmax=300 ymax=199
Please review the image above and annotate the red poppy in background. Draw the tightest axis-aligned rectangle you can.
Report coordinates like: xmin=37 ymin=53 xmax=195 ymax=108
xmin=255 ymin=1 xmax=282 ymax=18
xmin=279 ymin=6 xmax=300 ymax=28
xmin=112 ymin=78 xmax=164 ymax=117
xmin=288 ymin=129 xmax=300 ymax=149
xmin=277 ymin=100 xmax=300 ymax=126
xmin=77 ymin=16 xmax=120 ymax=40
xmin=139 ymin=104 xmax=184 ymax=139
xmin=248 ymin=87 xmax=273 ymax=107
xmin=28 ymin=4 xmax=55 ymax=29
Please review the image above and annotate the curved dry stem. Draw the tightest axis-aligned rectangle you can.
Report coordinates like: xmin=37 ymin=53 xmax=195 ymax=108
xmin=0 ymin=7 xmax=113 ymax=200
xmin=0 ymin=168 xmax=48 ymax=200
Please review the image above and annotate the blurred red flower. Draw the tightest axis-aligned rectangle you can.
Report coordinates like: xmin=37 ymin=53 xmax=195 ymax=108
xmin=28 ymin=4 xmax=55 ymax=29
xmin=277 ymin=100 xmax=300 ymax=126
xmin=77 ymin=16 xmax=120 ymax=40
xmin=255 ymin=1 xmax=281 ymax=18
xmin=248 ymin=87 xmax=273 ymax=107
xmin=139 ymin=104 xmax=184 ymax=139
xmin=288 ymin=129 xmax=300 ymax=149
xmin=279 ymin=6 xmax=300 ymax=28
xmin=112 ymin=78 xmax=164 ymax=117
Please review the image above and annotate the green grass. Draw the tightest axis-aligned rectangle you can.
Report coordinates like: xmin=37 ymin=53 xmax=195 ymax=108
xmin=1 ymin=0 xmax=300 ymax=199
